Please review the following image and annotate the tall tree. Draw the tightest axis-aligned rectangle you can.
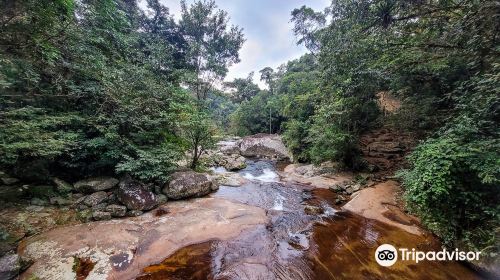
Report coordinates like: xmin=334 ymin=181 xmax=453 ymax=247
xmin=259 ymin=67 xmax=275 ymax=93
xmin=179 ymin=0 xmax=244 ymax=101
xmin=291 ymin=5 xmax=326 ymax=54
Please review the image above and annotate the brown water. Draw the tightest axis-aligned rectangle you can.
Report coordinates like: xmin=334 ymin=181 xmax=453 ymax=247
xmin=137 ymin=160 xmax=482 ymax=280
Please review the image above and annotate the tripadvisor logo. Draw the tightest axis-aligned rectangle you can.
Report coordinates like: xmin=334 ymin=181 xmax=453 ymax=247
xmin=375 ymin=244 xmax=398 ymax=266
xmin=374 ymin=244 xmax=481 ymax=267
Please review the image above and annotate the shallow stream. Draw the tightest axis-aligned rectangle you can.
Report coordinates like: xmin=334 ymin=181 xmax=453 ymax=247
xmin=138 ymin=159 xmax=481 ymax=279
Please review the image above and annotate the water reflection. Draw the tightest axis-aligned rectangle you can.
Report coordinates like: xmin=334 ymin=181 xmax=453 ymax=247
xmin=137 ymin=161 xmax=482 ymax=280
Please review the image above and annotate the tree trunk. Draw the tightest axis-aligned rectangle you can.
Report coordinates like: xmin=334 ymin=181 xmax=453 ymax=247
xmin=190 ymin=137 xmax=200 ymax=169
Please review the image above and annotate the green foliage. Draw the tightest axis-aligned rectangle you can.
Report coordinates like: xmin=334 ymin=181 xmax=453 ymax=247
xmin=400 ymin=59 xmax=499 ymax=252
xmin=179 ymin=0 xmax=244 ymax=100
xmin=205 ymin=90 xmax=237 ymax=130
xmin=0 ymin=0 xmax=242 ymax=182
xmin=224 ymin=72 xmax=260 ymax=103
xmin=115 ymin=143 xmax=183 ymax=182
xmin=230 ymin=92 xmax=265 ymax=135
xmin=179 ymin=107 xmax=217 ymax=169
xmin=281 ymin=119 xmax=310 ymax=162
xmin=291 ymin=5 xmax=326 ymax=53
xmin=0 ymin=107 xmax=84 ymax=165
xmin=399 ymin=118 xmax=499 ymax=250
xmin=307 ymin=103 xmax=367 ymax=169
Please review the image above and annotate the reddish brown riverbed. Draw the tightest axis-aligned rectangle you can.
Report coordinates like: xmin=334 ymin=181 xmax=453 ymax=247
xmin=136 ymin=160 xmax=481 ymax=280
xmin=18 ymin=160 xmax=483 ymax=280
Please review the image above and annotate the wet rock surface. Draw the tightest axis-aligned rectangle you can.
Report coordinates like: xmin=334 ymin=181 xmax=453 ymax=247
xmin=280 ymin=163 xmax=352 ymax=189
xmin=217 ymin=172 xmax=248 ymax=187
xmin=18 ymin=198 xmax=267 ymax=280
xmin=163 ymin=171 xmax=218 ymax=200
xmin=218 ymin=154 xmax=247 ymax=171
xmin=239 ymin=134 xmax=292 ymax=160
xmin=343 ymin=180 xmax=422 ymax=235
xmin=137 ymin=163 xmax=480 ymax=280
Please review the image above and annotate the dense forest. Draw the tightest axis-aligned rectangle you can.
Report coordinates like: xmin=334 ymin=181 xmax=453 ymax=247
xmin=1 ymin=0 xmax=244 ymax=181
xmin=1 ymin=0 xmax=499 ymax=273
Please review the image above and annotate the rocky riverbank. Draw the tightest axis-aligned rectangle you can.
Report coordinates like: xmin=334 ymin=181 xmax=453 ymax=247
xmin=0 ymin=134 xmax=293 ymax=278
xmin=0 ymin=134 xmax=487 ymax=279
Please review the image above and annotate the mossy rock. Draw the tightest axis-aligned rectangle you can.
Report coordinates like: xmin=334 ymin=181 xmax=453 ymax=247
xmin=76 ymin=209 xmax=93 ymax=223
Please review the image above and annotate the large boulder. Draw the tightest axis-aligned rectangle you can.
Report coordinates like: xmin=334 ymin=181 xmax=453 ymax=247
xmin=74 ymin=177 xmax=118 ymax=193
xmin=49 ymin=196 xmax=73 ymax=206
xmin=0 ymin=253 xmax=20 ymax=280
xmin=215 ymin=154 xmax=247 ymax=171
xmin=92 ymin=211 xmax=112 ymax=221
xmin=117 ymin=178 xmax=157 ymax=211
xmin=216 ymin=138 xmax=241 ymax=155
xmin=217 ymin=172 xmax=248 ymax=187
xmin=220 ymin=145 xmax=240 ymax=155
xmin=163 ymin=171 xmax=218 ymax=200
xmin=239 ymin=134 xmax=292 ymax=160
xmin=83 ymin=191 xmax=108 ymax=207
xmin=106 ymin=204 xmax=127 ymax=217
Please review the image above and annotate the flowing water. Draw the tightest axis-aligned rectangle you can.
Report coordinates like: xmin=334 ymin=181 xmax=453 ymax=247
xmin=138 ymin=160 xmax=482 ymax=280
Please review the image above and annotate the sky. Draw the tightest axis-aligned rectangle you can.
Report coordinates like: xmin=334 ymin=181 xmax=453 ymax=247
xmin=157 ymin=0 xmax=330 ymax=88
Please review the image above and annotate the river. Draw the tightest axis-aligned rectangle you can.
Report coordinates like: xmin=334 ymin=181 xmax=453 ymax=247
xmin=136 ymin=159 xmax=481 ymax=280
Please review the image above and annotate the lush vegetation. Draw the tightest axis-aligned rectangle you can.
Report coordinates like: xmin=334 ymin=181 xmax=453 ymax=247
xmin=0 ymin=0 xmax=243 ymax=181
xmin=1 ymin=0 xmax=498 ymax=262
xmin=229 ymin=0 xmax=499 ymax=258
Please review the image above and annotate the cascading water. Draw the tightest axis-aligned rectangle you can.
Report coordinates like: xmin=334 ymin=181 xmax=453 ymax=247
xmin=138 ymin=158 xmax=482 ymax=280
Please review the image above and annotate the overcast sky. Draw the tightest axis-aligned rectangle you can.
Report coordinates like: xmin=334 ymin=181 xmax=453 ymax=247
xmin=157 ymin=0 xmax=330 ymax=88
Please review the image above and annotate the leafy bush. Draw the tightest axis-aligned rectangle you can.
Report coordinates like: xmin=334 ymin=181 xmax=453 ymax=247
xmin=0 ymin=107 xmax=84 ymax=165
xmin=282 ymin=119 xmax=310 ymax=162
xmin=307 ymin=103 xmax=365 ymax=169
xmin=229 ymin=91 xmax=283 ymax=136
xmin=116 ymin=144 xmax=182 ymax=182
xmin=399 ymin=115 xmax=499 ymax=251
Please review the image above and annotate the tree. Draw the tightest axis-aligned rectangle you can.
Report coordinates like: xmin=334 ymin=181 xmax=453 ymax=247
xmin=259 ymin=67 xmax=275 ymax=93
xmin=180 ymin=109 xmax=217 ymax=169
xmin=179 ymin=0 xmax=244 ymax=101
xmin=224 ymin=72 xmax=260 ymax=103
xmin=291 ymin=5 xmax=326 ymax=54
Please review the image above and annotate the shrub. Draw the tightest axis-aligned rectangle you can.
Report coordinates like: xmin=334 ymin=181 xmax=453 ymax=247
xmin=399 ymin=116 xmax=499 ymax=251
